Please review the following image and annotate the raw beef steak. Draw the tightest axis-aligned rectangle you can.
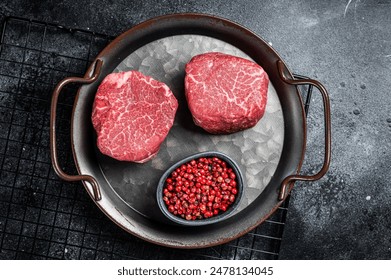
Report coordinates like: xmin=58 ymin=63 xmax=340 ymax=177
xmin=92 ymin=71 xmax=178 ymax=163
xmin=185 ymin=52 xmax=269 ymax=134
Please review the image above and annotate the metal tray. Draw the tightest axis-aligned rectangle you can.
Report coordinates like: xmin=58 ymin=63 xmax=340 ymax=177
xmin=50 ymin=13 xmax=331 ymax=248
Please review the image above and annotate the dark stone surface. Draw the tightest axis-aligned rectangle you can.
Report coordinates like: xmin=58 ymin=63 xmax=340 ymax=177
xmin=0 ymin=0 xmax=390 ymax=259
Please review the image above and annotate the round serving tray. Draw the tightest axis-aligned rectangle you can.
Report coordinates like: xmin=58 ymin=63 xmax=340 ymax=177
xmin=50 ymin=13 xmax=331 ymax=248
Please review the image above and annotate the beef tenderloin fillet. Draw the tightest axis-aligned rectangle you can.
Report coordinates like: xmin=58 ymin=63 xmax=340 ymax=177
xmin=185 ymin=52 xmax=269 ymax=134
xmin=92 ymin=71 xmax=178 ymax=163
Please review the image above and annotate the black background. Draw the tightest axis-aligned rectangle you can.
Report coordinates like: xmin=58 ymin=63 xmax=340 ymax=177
xmin=0 ymin=0 xmax=390 ymax=259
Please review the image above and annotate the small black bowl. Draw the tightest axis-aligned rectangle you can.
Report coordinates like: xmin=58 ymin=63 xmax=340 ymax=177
xmin=156 ymin=151 xmax=243 ymax=226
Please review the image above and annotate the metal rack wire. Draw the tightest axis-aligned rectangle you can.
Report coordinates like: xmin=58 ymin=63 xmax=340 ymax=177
xmin=0 ymin=16 xmax=309 ymax=260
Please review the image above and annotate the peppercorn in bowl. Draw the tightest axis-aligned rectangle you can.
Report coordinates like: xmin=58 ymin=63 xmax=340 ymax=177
xmin=156 ymin=151 xmax=243 ymax=226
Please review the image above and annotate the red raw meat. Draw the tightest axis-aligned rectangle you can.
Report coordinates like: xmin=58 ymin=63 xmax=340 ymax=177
xmin=92 ymin=71 xmax=178 ymax=163
xmin=185 ymin=52 xmax=269 ymax=134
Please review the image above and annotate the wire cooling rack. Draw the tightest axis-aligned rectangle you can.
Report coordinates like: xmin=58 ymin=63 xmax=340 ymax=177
xmin=0 ymin=16 xmax=310 ymax=259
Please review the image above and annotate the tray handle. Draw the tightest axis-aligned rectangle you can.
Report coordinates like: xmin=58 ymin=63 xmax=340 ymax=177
xmin=277 ymin=60 xmax=331 ymax=200
xmin=50 ymin=59 xmax=103 ymax=201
